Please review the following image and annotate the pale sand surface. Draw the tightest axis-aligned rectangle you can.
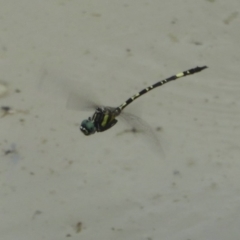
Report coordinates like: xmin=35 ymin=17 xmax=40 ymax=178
xmin=0 ymin=1 xmax=240 ymax=239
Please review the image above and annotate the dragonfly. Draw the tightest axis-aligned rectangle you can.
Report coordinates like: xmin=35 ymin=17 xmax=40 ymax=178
xmin=80 ymin=66 xmax=208 ymax=136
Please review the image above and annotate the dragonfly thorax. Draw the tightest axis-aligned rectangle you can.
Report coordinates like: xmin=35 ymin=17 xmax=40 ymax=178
xmin=80 ymin=107 xmax=119 ymax=135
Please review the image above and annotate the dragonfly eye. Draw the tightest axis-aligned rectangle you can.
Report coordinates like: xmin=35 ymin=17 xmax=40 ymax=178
xmin=80 ymin=119 xmax=96 ymax=136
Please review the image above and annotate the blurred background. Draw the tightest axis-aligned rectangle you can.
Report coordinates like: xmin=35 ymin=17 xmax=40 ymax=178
xmin=0 ymin=1 xmax=240 ymax=239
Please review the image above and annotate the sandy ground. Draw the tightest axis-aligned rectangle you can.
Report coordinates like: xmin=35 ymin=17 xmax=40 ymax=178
xmin=0 ymin=1 xmax=240 ymax=239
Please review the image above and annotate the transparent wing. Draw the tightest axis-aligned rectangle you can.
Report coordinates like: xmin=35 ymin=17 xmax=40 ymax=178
xmin=117 ymin=111 xmax=164 ymax=154
xmin=66 ymin=89 xmax=99 ymax=112
xmin=37 ymin=66 xmax=100 ymax=111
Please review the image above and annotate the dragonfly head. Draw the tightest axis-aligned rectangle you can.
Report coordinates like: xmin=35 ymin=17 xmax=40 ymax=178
xmin=80 ymin=118 xmax=96 ymax=136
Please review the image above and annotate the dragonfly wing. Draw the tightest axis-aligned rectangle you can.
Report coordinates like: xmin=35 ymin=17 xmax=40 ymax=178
xmin=119 ymin=112 xmax=161 ymax=146
xmin=66 ymin=90 xmax=99 ymax=112
xmin=38 ymin=66 xmax=100 ymax=112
